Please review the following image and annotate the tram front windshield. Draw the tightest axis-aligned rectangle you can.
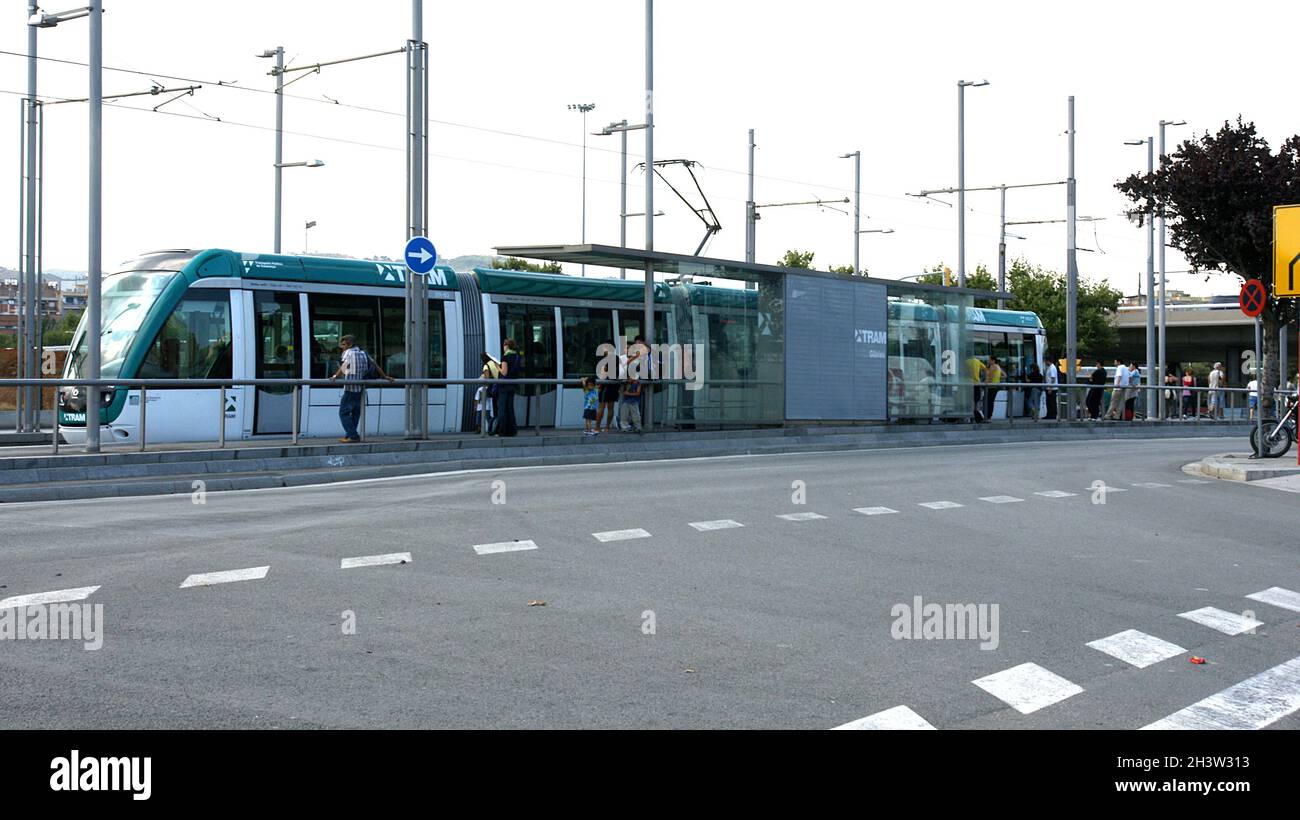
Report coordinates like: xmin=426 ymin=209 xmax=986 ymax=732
xmin=65 ymin=270 xmax=175 ymax=379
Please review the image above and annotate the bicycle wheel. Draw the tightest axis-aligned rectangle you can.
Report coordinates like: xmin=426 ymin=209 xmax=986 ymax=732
xmin=1251 ymin=421 xmax=1294 ymax=458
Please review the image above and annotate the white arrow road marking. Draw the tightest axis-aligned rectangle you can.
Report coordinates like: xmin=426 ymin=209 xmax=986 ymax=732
xmin=1245 ymin=587 xmax=1300 ymax=614
xmin=473 ymin=540 xmax=538 ymax=555
xmin=179 ymin=566 xmax=269 ymax=588
xmin=972 ymin=662 xmax=1083 ymax=715
xmin=341 ymin=552 xmax=412 ymax=569
xmin=833 ymin=705 xmax=936 ymax=730
xmin=0 ymin=585 xmax=100 ymax=610
xmin=1086 ymin=629 xmax=1186 ymax=668
xmin=1143 ymin=655 xmax=1300 ymax=730
xmin=1178 ymin=606 xmax=1264 ymax=635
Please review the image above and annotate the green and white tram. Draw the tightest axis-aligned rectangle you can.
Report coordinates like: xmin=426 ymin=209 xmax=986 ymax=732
xmin=58 ymin=248 xmax=1049 ymax=443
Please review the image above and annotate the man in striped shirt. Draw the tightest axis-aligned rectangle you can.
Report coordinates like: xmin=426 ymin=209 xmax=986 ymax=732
xmin=329 ymin=335 xmax=392 ymax=442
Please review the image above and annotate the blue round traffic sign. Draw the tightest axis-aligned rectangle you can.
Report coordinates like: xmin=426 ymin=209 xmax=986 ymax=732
xmin=404 ymin=236 xmax=438 ymax=274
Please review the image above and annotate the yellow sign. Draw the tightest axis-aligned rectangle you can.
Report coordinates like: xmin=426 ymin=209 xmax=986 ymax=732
xmin=1274 ymin=204 xmax=1300 ymax=297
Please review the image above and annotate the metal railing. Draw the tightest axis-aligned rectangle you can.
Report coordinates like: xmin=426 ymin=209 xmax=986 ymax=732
xmin=0 ymin=376 xmax=779 ymax=454
xmin=0 ymin=376 xmax=1275 ymax=456
xmin=966 ymin=381 xmax=1265 ymax=423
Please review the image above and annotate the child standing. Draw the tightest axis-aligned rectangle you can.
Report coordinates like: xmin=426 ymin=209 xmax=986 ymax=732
xmin=581 ymin=377 xmax=600 ymax=435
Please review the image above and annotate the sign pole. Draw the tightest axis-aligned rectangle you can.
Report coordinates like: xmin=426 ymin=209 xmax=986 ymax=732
xmin=1254 ymin=313 xmax=1263 ymax=456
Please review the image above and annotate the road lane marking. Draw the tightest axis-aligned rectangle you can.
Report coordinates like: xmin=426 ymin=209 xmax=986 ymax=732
xmin=341 ymin=552 xmax=412 ymax=569
xmin=1177 ymin=478 xmax=1211 ymax=484
xmin=473 ymin=540 xmax=538 ymax=555
xmin=1035 ymin=491 xmax=1076 ymax=498
xmin=1178 ymin=606 xmax=1264 ymax=635
xmin=593 ymin=528 xmax=652 ymax=542
xmin=688 ymin=519 xmax=744 ymax=531
xmin=832 ymin=705 xmax=936 ymax=730
xmin=1086 ymin=629 xmax=1186 ymax=668
xmin=1132 ymin=482 xmax=1172 ymax=488
xmin=179 ymin=566 xmax=269 ymax=588
xmin=979 ymin=495 xmax=1024 ymax=504
xmin=918 ymin=501 xmax=963 ymax=510
xmin=1095 ymin=485 xmax=1127 ymax=492
xmin=0 ymin=585 xmax=100 ymax=610
xmin=776 ymin=512 xmax=827 ymax=521
xmin=1142 ymin=655 xmax=1300 ymax=730
xmin=1245 ymin=587 xmax=1300 ymax=614
xmin=972 ymin=662 xmax=1083 ymax=715
xmin=854 ymin=506 xmax=899 ymax=516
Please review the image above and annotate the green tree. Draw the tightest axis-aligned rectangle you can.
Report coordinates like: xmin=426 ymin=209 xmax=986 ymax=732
xmin=1003 ymin=258 xmax=1122 ymax=360
xmin=42 ymin=309 xmax=83 ymax=346
xmin=492 ymin=256 xmax=562 ymax=274
xmin=778 ymin=249 xmax=815 ymax=269
xmin=1116 ymin=118 xmax=1300 ymax=409
xmin=828 ymin=263 xmax=861 ymax=275
xmin=915 ymin=263 xmax=1000 ymax=307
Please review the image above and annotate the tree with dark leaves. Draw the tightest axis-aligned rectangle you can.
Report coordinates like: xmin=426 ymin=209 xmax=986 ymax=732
xmin=1116 ymin=118 xmax=1300 ymax=412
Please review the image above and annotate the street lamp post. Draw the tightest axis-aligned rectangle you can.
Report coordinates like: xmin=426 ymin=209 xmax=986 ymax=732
xmin=840 ymin=151 xmax=860 ymax=274
xmin=957 ymin=79 xmax=989 ymax=288
xmin=1126 ymin=137 xmax=1157 ymax=416
xmin=568 ymin=102 xmax=595 ymax=276
xmin=1157 ymin=119 xmax=1186 ymax=408
xmin=595 ymin=120 xmax=647 ymax=279
xmin=30 ymin=3 xmax=98 ymax=450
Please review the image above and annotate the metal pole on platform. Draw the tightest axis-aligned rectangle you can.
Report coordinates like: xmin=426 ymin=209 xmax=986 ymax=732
xmin=1065 ymin=95 xmax=1078 ymax=420
xmin=643 ymin=0 xmax=654 ymax=431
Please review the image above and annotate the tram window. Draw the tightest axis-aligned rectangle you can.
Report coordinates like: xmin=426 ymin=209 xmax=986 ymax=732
xmin=309 ymin=294 xmax=378 ymax=378
xmin=379 ymin=298 xmax=447 ymax=378
xmin=561 ymin=307 xmax=613 ymax=378
xmin=498 ymin=303 xmax=556 ymax=392
xmin=139 ymin=288 xmax=232 ymax=379
xmin=706 ymin=311 xmax=755 ymax=382
xmin=254 ymin=291 xmax=301 ymax=380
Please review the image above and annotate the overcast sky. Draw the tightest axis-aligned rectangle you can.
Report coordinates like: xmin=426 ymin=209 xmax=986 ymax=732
xmin=2 ymin=0 xmax=1296 ymax=297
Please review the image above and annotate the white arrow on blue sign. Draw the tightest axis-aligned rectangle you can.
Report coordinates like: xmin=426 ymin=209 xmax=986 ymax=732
xmin=404 ymin=236 xmax=438 ymax=274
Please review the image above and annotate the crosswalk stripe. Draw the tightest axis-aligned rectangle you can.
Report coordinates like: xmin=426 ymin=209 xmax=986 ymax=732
xmin=593 ymin=528 xmax=652 ymax=542
xmin=1096 ymin=485 xmax=1127 ymax=493
xmin=688 ymin=519 xmax=744 ymax=531
xmin=1132 ymin=482 xmax=1172 ymax=488
xmin=1142 ymin=655 xmax=1300 ymax=730
xmin=918 ymin=501 xmax=963 ymax=510
xmin=179 ymin=566 xmax=269 ymax=589
xmin=1178 ymin=606 xmax=1264 ymax=635
xmin=854 ymin=506 xmax=899 ymax=516
xmin=776 ymin=512 xmax=826 ymax=521
xmin=473 ymin=540 xmax=538 ymax=555
xmin=972 ymin=662 xmax=1083 ymax=715
xmin=832 ymin=705 xmax=936 ymax=730
xmin=979 ymin=495 xmax=1024 ymax=504
xmin=1245 ymin=587 xmax=1300 ymax=614
xmin=1035 ymin=491 xmax=1076 ymax=498
xmin=0 ymin=585 xmax=100 ymax=610
xmin=341 ymin=552 xmax=412 ymax=569
xmin=1086 ymin=629 xmax=1186 ymax=668
xmin=1177 ymin=478 xmax=1211 ymax=484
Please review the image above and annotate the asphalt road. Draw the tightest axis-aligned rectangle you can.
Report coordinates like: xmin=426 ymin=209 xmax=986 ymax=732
xmin=1 ymin=435 xmax=1298 ymax=729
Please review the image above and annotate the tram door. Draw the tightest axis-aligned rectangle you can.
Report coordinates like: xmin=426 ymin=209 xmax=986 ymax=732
xmin=253 ymin=291 xmax=302 ymax=434
xmin=498 ymin=303 xmax=558 ymax=427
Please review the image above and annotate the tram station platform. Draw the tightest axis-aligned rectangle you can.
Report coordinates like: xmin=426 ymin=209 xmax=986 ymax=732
xmin=0 ymin=419 xmax=1249 ymax=503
